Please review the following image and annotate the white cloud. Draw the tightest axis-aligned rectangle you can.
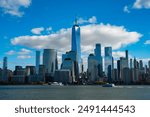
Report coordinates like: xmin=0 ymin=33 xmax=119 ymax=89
xmin=12 ymin=23 xmax=142 ymax=53
xmin=144 ymin=40 xmax=150 ymax=44
xmin=17 ymin=55 xmax=32 ymax=59
xmin=113 ymin=51 xmax=126 ymax=59
xmin=136 ymin=58 xmax=150 ymax=66
xmin=31 ymin=27 xmax=45 ymax=35
xmin=123 ymin=5 xmax=130 ymax=13
xmin=78 ymin=16 xmax=97 ymax=24
xmin=11 ymin=23 xmax=142 ymax=67
xmin=6 ymin=48 xmax=32 ymax=60
xmin=46 ymin=27 xmax=52 ymax=34
xmin=18 ymin=48 xmax=32 ymax=55
xmin=12 ymin=28 xmax=71 ymax=51
xmin=133 ymin=0 xmax=150 ymax=9
xmin=0 ymin=0 xmax=31 ymax=17
xmin=124 ymin=0 xmax=150 ymax=13
xmin=6 ymin=50 xmax=16 ymax=55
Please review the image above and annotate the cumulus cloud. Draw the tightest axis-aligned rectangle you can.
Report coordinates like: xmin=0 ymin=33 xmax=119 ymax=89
xmin=6 ymin=50 xmax=16 ymax=55
xmin=0 ymin=0 xmax=31 ymax=17
xmin=12 ymin=28 xmax=71 ymax=51
xmin=133 ymin=0 xmax=150 ymax=9
xmin=17 ymin=48 xmax=32 ymax=59
xmin=124 ymin=0 xmax=150 ymax=12
xmin=136 ymin=58 xmax=150 ymax=66
xmin=123 ymin=5 xmax=130 ymax=13
xmin=46 ymin=27 xmax=53 ymax=34
xmin=11 ymin=23 xmax=142 ymax=66
xmin=6 ymin=48 xmax=32 ymax=60
xmin=12 ymin=23 xmax=142 ymax=53
xmin=18 ymin=48 xmax=32 ymax=55
xmin=144 ymin=40 xmax=150 ymax=44
xmin=78 ymin=16 xmax=97 ymax=24
xmin=17 ymin=55 xmax=32 ymax=59
xmin=113 ymin=51 xmax=126 ymax=59
xmin=31 ymin=27 xmax=45 ymax=35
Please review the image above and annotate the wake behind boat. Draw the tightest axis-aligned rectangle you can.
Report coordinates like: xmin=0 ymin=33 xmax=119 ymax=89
xmin=48 ymin=82 xmax=64 ymax=86
xmin=102 ymin=83 xmax=115 ymax=87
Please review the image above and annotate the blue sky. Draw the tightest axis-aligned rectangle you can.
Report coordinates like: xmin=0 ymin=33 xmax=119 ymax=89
xmin=0 ymin=0 xmax=150 ymax=70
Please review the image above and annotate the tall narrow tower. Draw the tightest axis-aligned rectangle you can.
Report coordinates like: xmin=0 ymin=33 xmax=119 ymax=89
xmin=71 ymin=18 xmax=81 ymax=73
xmin=36 ymin=50 xmax=40 ymax=74
xmin=2 ymin=57 xmax=8 ymax=82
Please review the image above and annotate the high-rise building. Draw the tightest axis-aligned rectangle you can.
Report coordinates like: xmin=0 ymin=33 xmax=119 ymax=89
xmin=119 ymin=50 xmax=129 ymax=83
xmin=61 ymin=58 xmax=75 ymax=83
xmin=0 ymin=68 xmax=2 ymax=81
xmin=104 ymin=47 xmax=113 ymax=79
xmin=43 ymin=49 xmax=58 ymax=74
xmin=123 ymin=68 xmax=130 ymax=85
xmin=61 ymin=51 xmax=77 ymax=82
xmin=88 ymin=54 xmax=98 ymax=82
xmin=133 ymin=57 xmax=139 ymax=82
xmin=139 ymin=60 xmax=143 ymax=70
xmin=125 ymin=50 xmax=128 ymax=60
xmin=130 ymin=59 xmax=133 ymax=69
xmin=36 ymin=50 xmax=40 ymax=74
xmin=117 ymin=60 xmax=120 ymax=81
xmin=2 ymin=57 xmax=8 ymax=82
xmin=148 ymin=60 xmax=150 ymax=69
xmin=94 ymin=44 xmax=103 ymax=77
xmin=71 ymin=19 xmax=81 ymax=73
xmin=38 ymin=65 xmax=45 ymax=82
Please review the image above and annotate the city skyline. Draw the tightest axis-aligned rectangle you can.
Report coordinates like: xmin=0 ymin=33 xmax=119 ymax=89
xmin=0 ymin=0 xmax=150 ymax=70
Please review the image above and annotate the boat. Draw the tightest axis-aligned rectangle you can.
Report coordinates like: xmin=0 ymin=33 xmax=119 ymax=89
xmin=48 ymin=82 xmax=64 ymax=86
xmin=102 ymin=83 xmax=115 ymax=87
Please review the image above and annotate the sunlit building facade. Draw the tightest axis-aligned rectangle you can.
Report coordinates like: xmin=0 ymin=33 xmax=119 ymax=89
xmin=71 ymin=20 xmax=81 ymax=73
xmin=36 ymin=50 xmax=40 ymax=74
xmin=104 ymin=47 xmax=113 ymax=77
xmin=43 ymin=49 xmax=58 ymax=74
xmin=94 ymin=44 xmax=103 ymax=77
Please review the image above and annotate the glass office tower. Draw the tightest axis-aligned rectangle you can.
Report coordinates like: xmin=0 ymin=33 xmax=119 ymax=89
xmin=36 ymin=50 xmax=40 ymax=74
xmin=43 ymin=49 xmax=57 ymax=74
xmin=104 ymin=47 xmax=113 ymax=78
xmin=2 ymin=57 xmax=8 ymax=82
xmin=94 ymin=43 xmax=103 ymax=77
xmin=71 ymin=19 xmax=81 ymax=73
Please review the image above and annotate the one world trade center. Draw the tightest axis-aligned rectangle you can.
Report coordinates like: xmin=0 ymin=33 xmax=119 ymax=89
xmin=71 ymin=19 xmax=82 ymax=73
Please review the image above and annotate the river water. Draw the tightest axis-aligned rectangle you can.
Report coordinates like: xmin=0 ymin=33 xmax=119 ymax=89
xmin=0 ymin=85 xmax=150 ymax=100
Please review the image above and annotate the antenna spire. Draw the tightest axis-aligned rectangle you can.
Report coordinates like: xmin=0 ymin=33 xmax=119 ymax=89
xmin=75 ymin=16 xmax=78 ymax=25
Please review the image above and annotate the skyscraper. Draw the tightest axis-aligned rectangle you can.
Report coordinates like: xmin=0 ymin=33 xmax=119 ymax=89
xmin=104 ymin=47 xmax=113 ymax=77
xmin=71 ymin=19 xmax=81 ymax=73
xmin=61 ymin=51 xmax=78 ymax=81
xmin=2 ymin=57 xmax=8 ymax=82
xmin=43 ymin=49 xmax=58 ymax=74
xmin=94 ymin=44 xmax=103 ymax=77
xmin=119 ymin=50 xmax=129 ymax=84
xmin=36 ymin=50 xmax=40 ymax=74
xmin=125 ymin=50 xmax=128 ymax=60
xmin=88 ymin=54 xmax=98 ymax=82
xmin=139 ymin=60 xmax=143 ymax=70
xmin=130 ymin=59 xmax=133 ymax=69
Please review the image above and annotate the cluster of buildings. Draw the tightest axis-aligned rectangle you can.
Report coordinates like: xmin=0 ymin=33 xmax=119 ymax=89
xmin=0 ymin=20 xmax=150 ymax=85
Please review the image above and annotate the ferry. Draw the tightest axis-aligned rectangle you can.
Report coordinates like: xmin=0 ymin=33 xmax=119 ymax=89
xmin=48 ymin=82 xmax=64 ymax=86
xmin=102 ymin=83 xmax=115 ymax=87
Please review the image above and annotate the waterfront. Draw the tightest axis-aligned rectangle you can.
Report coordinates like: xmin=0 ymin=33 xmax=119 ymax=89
xmin=0 ymin=85 xmax=150 ymax=100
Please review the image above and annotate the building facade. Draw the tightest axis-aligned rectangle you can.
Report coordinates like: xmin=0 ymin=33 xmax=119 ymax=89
xmin=43 ymin=49 xmax=58 ymax=74
xmin=36 ymin=50 xmax=40 ymax=74
xmin=94 ymin=44 xmax=103 ymax=77
xmin=71 ymin=20 xmax=81 ymax=73
xmin=104 ymin=47 xmax=113 ymax=82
